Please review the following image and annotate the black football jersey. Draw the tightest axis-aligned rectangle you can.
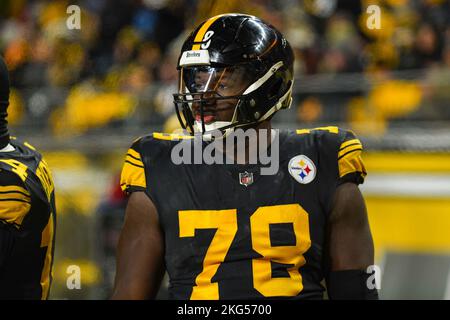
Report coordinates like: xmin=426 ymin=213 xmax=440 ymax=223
xmin=0 ymin=138 xmax=56 ymax=299
xmin=121 ymin=127 xmax=366 ymax=300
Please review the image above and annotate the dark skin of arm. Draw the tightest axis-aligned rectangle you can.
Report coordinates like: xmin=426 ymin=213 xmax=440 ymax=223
xmin=327 ymin=182 xmax=375 ymax=271
xmin=111 ymin=191 xmax=165 ymax=299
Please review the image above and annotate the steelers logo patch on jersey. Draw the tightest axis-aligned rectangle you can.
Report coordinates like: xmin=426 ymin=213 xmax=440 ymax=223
xmin=288 ymin=155 xmax=316 ymax=184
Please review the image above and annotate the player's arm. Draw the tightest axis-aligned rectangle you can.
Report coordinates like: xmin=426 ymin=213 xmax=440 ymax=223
xmin=326 ymin=182 xmax=378 ymax=299
xmin=111 ymin=191 xmax=165 ymax=299
xmin=324 ymin=130 xmax=378 ymax=299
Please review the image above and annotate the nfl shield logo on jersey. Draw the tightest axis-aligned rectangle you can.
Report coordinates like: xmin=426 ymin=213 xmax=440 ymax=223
xmin=288 ymin=155 xmax=316 ymax=184
xmin=239 ymin=171 xmax=254 ymax=187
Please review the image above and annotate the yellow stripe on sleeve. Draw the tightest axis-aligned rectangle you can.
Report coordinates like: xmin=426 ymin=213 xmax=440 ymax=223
xmin=0 ymin=185 xmax=31 ymax=227
xmin=127 ymin=148 xmax=142 ymax=162
xmin=120 ymin=149 xmax=146 ymax=192
xmin=0 ymin=185 xmax=31 ymax=198
xmin=125 ymin=155 xmax=144 ymax=168
xmin=338 ymin=148 xmax=367 ymax=178
xmin=338 ymin=143 xmax=363 ymax=159
xmin=339 ymin=138 xmax=361 ymax=151
xmin=125 ymin=148 xmax=145 ymax=168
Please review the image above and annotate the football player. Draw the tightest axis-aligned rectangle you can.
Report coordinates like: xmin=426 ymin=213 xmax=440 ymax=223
xmin=0 ymin=57 xmax=56 ymax=299
xmin=113 ymin=14 xmax=378 ymax=300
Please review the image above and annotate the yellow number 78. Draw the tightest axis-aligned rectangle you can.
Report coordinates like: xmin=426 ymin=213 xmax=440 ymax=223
xmin=179 ymin=204 xmax=311 ymax=300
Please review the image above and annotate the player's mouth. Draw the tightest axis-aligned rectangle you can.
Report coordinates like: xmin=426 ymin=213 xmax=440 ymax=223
xmin=194 ymin=113 xmax=216 ymax=124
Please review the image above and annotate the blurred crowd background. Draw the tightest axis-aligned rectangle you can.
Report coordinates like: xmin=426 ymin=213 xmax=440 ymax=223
xmin=1 ymin=0 xmax=450 ymax=299
xmin=2 ymin=0 xmax=450 ymax=137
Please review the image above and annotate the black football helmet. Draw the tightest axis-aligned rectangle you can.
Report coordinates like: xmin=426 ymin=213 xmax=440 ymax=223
xmin=173 ymin=13 xmax=294 ymax=136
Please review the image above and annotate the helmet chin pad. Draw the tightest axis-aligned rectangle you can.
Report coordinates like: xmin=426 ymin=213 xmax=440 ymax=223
xmin=194 ymin=120 xmax=232 ymax=133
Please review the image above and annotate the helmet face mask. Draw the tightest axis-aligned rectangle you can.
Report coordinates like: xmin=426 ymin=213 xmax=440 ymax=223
xmin=174 ymin=64 xmax=257 ymax=134
xmin=183 ymin=65 xmax=252 ymax=97
xmin=173 ymin=14 xmax=294 ymax=136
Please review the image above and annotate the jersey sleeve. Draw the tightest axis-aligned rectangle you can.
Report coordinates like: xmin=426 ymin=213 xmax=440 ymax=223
xmin=120 ymin=138 xmax=147 ymax=194
xmin=0 ymin=168 xmax=31 ymax=270
xmin=0 ymin=169 xmax=31 ymax=229
xmin=336 ymin=130 xmax=367 ymax=185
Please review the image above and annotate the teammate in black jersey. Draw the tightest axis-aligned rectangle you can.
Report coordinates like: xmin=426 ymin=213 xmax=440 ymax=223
xmin=113 ymin=14 xmax=378 ymax=300
xmin=0 ymin=57 xmax=56 ymax=299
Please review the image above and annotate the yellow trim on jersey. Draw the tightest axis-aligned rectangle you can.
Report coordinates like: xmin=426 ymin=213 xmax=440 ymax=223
xmin=0 ymin=185 xmax=30 ymax=196
xmin=338 ymin=148 xmax=366 ymax=178
xmin=339 ymin=139 xmax=361 ymax=151
xmin=296 ymin=126 xmax=339 ymax=135
xmin=124 ymin=157 xmax=143 ymax=168
xmin=192 ymin=14 xmax=225 ymax=50
xmin=153 ymin=132 xmax=194 ymax=141
xmin=0 ymin=159 xmax=29 ymax=181
xmin=36 ymin=159 xmax=55 ymax=202
xmin=120 ymin=148 xmax=146 ymax=192
xmin=24 ymin=141 xmax=36 ymax=151
xmin=0 ymin=185 xmax=31 ymax=227
xmin=125 ymin=150 xmax=144 ymax=168
xmin=127 ymin=148 xmax=142 ymax=162
xmin=40 ymin=214 xmax=55 ymax=300
xmin=338 ymin=143 xmax=363 ymax=159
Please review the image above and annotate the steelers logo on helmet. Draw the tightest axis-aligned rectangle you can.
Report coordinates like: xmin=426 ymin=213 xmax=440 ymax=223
xmin=288 ymin=155 xmax=316 ymax=184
